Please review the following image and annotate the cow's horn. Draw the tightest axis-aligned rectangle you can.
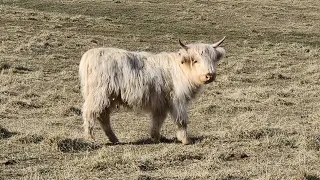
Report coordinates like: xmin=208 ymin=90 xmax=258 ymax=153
xmin=179 ymin=39 xmax=188 ymax=51
xmin=212 ymin=36 xmax=226 ymax=48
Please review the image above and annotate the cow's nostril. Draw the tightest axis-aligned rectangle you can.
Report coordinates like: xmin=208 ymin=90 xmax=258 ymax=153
xmin=201 ymin=73 xmax=216 ymax=83
xmin=205 ymin=73 xmax=214 ymax=80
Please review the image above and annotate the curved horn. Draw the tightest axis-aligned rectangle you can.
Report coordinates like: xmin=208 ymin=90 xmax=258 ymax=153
xmin=212 ymin=36 xmax=226 ymax=48
xmin=179 ymin=39 xmax=188 ymax=51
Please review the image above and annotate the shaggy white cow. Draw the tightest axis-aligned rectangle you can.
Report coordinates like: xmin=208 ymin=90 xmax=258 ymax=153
xmin=79 ymin=37 xmax=226 ymax=144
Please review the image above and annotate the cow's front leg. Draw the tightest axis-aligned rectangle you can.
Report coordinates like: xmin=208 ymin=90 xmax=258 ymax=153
xmin=150 ymin=112 xmax=167 ymax=143
xmin=176 ymin=122 xmax=191 ymax=145
xmin=170 ymin=102 xmax=191 ymax=145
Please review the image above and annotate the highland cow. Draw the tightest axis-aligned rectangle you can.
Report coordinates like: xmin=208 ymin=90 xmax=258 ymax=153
xmin=79 ymin=37 xmax=226 ymax=144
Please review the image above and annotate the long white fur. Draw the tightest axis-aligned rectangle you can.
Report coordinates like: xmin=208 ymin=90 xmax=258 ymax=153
xmin=79 ymin=42 xmax=226 ymax=140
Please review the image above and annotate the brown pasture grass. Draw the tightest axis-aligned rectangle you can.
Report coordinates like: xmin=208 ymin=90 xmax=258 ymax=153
xmin=1 ymin=0 xmax=320 ymax=179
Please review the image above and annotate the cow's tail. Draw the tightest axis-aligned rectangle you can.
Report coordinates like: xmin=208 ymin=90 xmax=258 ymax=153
xmin=79 ymin=51 xmax=89 ymax=98
xmin=79 ymin=51 xmax=96 ymax=140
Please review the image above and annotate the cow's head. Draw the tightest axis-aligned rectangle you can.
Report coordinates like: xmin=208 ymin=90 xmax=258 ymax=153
xmin=178 ymin=37 xmax=226 ymax=85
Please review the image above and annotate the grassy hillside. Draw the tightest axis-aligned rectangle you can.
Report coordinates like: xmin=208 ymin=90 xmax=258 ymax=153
xmin=1 ymin=0 xmax=320 ymax=179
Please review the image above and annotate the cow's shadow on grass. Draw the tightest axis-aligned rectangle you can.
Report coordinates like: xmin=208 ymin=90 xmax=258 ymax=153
xmin=0 ymin=126 xmax=17 ymax=139
xmin=104 ymin=136 xmax=206 ymax=146
xmin=57 ymin=138 xmax=101 ymax=153
xmin=304 ymin=174 xmax=320 ymax=180
xmin=58 ymin=136 xmax=206 ymax=152
xmin=130 ymin=136 xmax=177 ymax=145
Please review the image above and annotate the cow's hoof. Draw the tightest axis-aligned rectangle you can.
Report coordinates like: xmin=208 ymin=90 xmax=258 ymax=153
xmin=182 ymin=138 xmax=191 ymax=145
xmin=84 ymin=133 xmax=95 ymax=141
xmin=112 ymin=141 xmax=119 ymax=144
xmin=109 ymin=137 xmax=119 ymax=144
xmin=176 ymin=131 xmax=191 ymax=145
xmin=151 ymin=138 xmax=160 ymax=143
xmin=150 ymin=132 xmax=161 ymax=143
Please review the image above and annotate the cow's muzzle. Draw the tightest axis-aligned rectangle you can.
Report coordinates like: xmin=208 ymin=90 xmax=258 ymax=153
xmin=200 ymin=73 xmax=216 ymax=84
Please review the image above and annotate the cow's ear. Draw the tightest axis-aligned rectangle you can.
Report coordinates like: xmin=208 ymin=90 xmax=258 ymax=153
xmin=215 ymin=47 xmax=226 ymax=61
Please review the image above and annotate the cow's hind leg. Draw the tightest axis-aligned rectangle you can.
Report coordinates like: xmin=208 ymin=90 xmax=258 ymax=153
xmin=82 ymin=103 xmax=96 ymax=140
xmin=150 ymin=112 xmax=167 ymax=142
xmin=98 ymin=109 xmax=119 ymax=144
xmin=83 ymin=114 xmax=95 ymax=140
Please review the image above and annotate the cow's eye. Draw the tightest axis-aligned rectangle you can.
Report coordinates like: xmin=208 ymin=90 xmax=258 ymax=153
xmin=193 ymin=60 xmax=198 ymax=64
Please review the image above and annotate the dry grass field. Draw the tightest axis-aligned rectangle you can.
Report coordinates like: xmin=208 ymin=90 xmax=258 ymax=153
xmin=1 ymin=0 xmax=320 ymax=179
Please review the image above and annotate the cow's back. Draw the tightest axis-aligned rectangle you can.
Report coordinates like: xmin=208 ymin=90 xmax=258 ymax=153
xmin=79 ymin=47 xmax=169 ymax=111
